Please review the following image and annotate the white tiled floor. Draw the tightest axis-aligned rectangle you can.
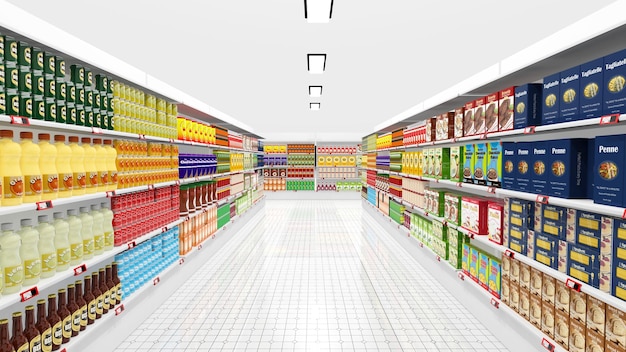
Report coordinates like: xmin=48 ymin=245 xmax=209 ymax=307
xmin=116 ymin=200 xmax=509 ymax=351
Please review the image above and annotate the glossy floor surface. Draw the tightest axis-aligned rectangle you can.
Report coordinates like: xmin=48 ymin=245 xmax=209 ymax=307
xmin=116 ymin=200 xmax=509 ymax=351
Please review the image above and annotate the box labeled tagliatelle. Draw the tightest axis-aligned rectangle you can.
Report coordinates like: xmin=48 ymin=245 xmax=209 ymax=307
xmin=603 ymin=48 xmax=626 ymax=116
xmin=580 ymin=58 xmax=604 ymax=120
xmin=543 ymin=72 xmax=561 ymax=125
xmin=514 ymin=83 xmax=543 ymax=129
xmin=560 ymin=65 xmax=581 ymax=122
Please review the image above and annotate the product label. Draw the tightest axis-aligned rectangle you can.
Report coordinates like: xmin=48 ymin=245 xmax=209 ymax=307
xmin=103 ymin=292 xmax=110 ymax=309
xmin=109 ymin=288 xmax=116 ymax=305
xmin=41 ymin=328 xmax=52 ymax=352
xmin=94 ymin=234 xmax=104 ymax=252
xmin=16 ymin=342 xmax=28 ymax=352
xmin=116 ymin=283 xmax=122 ymax=302
xmin=43 ymin=173 xmax=59 ymax=193
xmin=96 ymin=295 xmax=104 ymax=315
xmin=88 ymin=300 xmax=96 ymax=321
xmin=25 ymin=174 xmax=43 ymax=196
xmin=71 ymin=310 xmax=81 ymax=332
xmin=4 ymin=264 xmax=23 ymax=287
xmin=83 ymin=238 xmax=94 ymax=256
xmin=41 ymin=252 xmax=57 ymax=273
xmin=104 ymin=231 xmax=114 ymax=248
xmin=73 ymin=172 xmax=86 ymax=190
xmin=100 ymin=171 xmax=109 ymax=186
xmin=52 ymin=322 xmax=62 ymax=346
xmin=62 ymin=315 xmax=71 ymax=339
xmin=70 ymin=243 xmax=83 ymax=261
xmin=30 ymin=336 xmax=42 ymax=352
xmin=80 ymin=305 xmax=87 ymax=327
xmin=89 ymin=172 xmax=98 ymax=187
xmin=3 ymin=175 xmax=24 ymax=198
xmin=56 ymin=247 xmax=70 ymax=267
xmin=24 ymin=258 xmax=42 ymax=280
xmin=59 ymin=173 xmax=73 ymax=192
xmin=110 ymin=171 xmax=118 ymax=184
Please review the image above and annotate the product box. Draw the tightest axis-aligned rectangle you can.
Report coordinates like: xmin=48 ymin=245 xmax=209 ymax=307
xmin=527 ymin=229 xmax=536 ymax=259
xmin=535 ymin=203 xmax=567 ymax=240
xmin=529 ymin=292 xmax=543 ymax=328
xmin=474 ymin=143 xmax=488 ymax=185
xmin=485 ymin=92 xmax=499 ymax=133
xmin=514 ymin=84 xmax=543 ymax=129
xmin=486 ymin=141 xmax=502 ymax=187
xmin=488 ymin=257 xmax=501 ymax=298
xmin=535 ymin=232 xmax=559 ymax=254
xmin=554 ymin=305 xmax=569 ymax=348
xmin=580 ymin=58 xmax=604 ymax=120
xmin=501 ymin=275 xmax=510 ymax=305
xmin=498 ymin=87 xmax=515 ymax=131
xmin=463 ymin=144 xmax=475 ymax=184
xmin=606 ymin=304 xmax=626 ymax=349
xmin=502 ymin=142 xmax=516 ymax=190
xmin=454 ymin=107 xmax=464 ymax=138
xmin=487 ymin=202 xmax=504 ymax=244
xmin=570 ymin=289 xmax=588 ymax=323
xmin=543 ymin=72 xmax=561 ymax=125
xmin=436 ymin=111 xmax=454 ymax=141
xmin=594 ymin=135 xmax=626 ymax=207
xmin=531 ymin=142 xmax=549 ymax=194
xmin=587 ymin=328 xmax=605 ymax=352
xmin=501 ymin=253 xmax=511 ymax=278
xmin=509 ymin=229 xmax=528 ymax=255
xmin=529 ymin=266 xmax=543 ymax=297
xmin=515 ymin=142 xmax=532 ymax=192
xmin=603 ymin=48 xmax=626 ymax=115
xmin=568 ymin=242 xmax=601 ymax=272
xmin=478 ymin=252 xmax=490 ymax=290
xmin=425 ymin=117 xmax=436 ymax=143
xmin=469 ymin=246 xmax=479 ymax=282
xmin=542 ymin=297 xmax=556 ymax=338
xmin=431 ymin=219 xmax=447 ymax=241
xmin=555 ymin=280 xmax=570 ymax=313
xmin=503 ymin=198 xmax=511 ymax=247
xmin=473 ymin=97 xmax=486 ymax=135
xmin=510 ymin=279 xmax=520 ymax=312
xmin=463 ymin=101 xmax=475 ymax=136
xmin=444 ymin=193 xmax=462 ymax=225
xmin=449 ymin=146 xmax=464 ymax=182
xmin=560 ymin=66 xmax=581 ymax=122
xmin=607 ymin=341 xmax=626 ymax=352
xmin=547 ymin=138 xmax=589 ymax=198
xmin=542 ymin=272 xmax=556 ymax=304
xmin=519 ymin=261 xmax=531 ymax=290
xmin=613 ymin=279 xmax=626 ymax=302
xmin=434 ymin=147 xmax=450 ymax=180
xmin=427 ymin=148 xmax=436 ymax=178
xmin=534 ymin=246 xmax=558 ymax=269
xmin=509 ymin=198 xmax=535 ymax=227
xmin=558 ymin=240 xmax=570 ymax=274
xmin=519 ymin=285 xmax=530 ymax=320
xmin=461 ymin=196 xmax=489 ymax=235
xmin=570 ymin=314 xmax=587 ymax=352
xmin=510 ymin=257 xmax=520 ymax=283
xmin=587 ymin=295 xmax=606 ymax=334
xmin=462 ymin=243 xmax=471 ymax=276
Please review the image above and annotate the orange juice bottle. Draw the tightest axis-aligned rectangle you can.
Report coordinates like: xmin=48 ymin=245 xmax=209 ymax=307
xmin=92 ymin=139 xmax=108 ymax=192
xmin=81 ymin=138 xmax=98 ymax=194
xmin=38 ymin=134 xmax=59 ymax=200
xmin=0 ymin=130 xmax=24 ymax=206
xmin=103 ymin=140 xmax=118 ymax=190
xmin=20 ymin=132 xmax=43 ymax=203
xmin=68 ymin=136 xmax=86 ymax=195
xmin=54 ymin=136 xmax=73 ymax=198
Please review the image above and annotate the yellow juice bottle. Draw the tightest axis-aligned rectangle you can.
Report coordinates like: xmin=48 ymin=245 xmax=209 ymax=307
xmin=54 ymin=135 xmax=73 ymax=198
xmin=20 ymin=132 xmax=43 ymax=203
xmin=38 ymin=134 xmax=59 ymax=200
xmin=68 ymin=136 xmax=86 ymax=195
xmin=103 ymin=140 xmax=118 ymax=190
xmin=0 ymin=130 xmax=24 ymax=206
xmin=81 ymin=138 xmax=98 ymax=194
xmin=92 ymin=139 xmax=108 ymax=192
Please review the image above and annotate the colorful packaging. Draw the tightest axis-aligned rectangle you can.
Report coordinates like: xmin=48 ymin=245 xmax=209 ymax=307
xmin=444 ymin=193 xmax=461 ymax=225
xmin=454 ymin=107 xmax=464 ymax=138
xmin=478 ymin=252 xmax=490 ymax=290
xmin=485 ymin=92 xmax=499 ymax=133
xmin=461 ymin=196 xmax=489 ymax=235
xmin=474 ymin=97 xmax=486 ymax=135
xmin=463 ymin=101 xmax=475 ymax=136
xmin=434 ymin=147 xmax=450 ymax=180
xmin=463 ymin=144 xmax=475 ymax=184
xmin=594 ymin=135 xmax=626 ymax=207
xmin=469 ymin=246 xmax=479 ymax=282
xmin=488 ymin=257 xmax=501 ymax=298
xmin=436 ymin=112 xmax=454 ymax=141
xmin=529 ymin=292 xmax=543 ymax=328
xmin=603 ymin=48 xmax=626 ymax=115
xmin=516 ymin=142 xmax=533 ymax=192
xmin=580 ymin=58 xmax=604 ymax=120
xmin=548 ymin=138 xmax=589 ymax=198
xmin=542 ymin=272 xmax=556 ymax=304
xmin=541 ymin=299 xmax=555 ymax=339
xmin=502 ymin=142 xmax=516 ymax=190
xmin=586 ymin=295 xmax=606 ymax=335
xmin=543 ymin=72 xmax=561 ymax=125
xmin=499 ymin=87 xmax=515 ymax=131
xmin=462 ymin=243 xmax=471 ymax=276
xmin=554 ymin=307 xmax=569 ymax=349
xmin=486 ymin=141 xmax=502 ymax=187
xmin=560 ymin=66 xmax=581 ymax=122
xmin=474 ymin=143 xmax=488 ymax=186
xmin=449 ymin=146 xmax=464 ymax=182
xmin=531 ymin=141 xmax=549 ymax=195
xmin=488 ymin=202 xmax=503 ymax=245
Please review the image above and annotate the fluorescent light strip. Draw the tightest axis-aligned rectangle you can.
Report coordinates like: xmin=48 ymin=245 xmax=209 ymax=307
xmin=307 ymin=54 xmax=326 ymax=74
xmin=309 ymin=86 xmax=323 ymax=97
xmin=304 ymin=0 xmax=334 ymax=23
xmin=310 ymin=103 xmax=321 ymax=110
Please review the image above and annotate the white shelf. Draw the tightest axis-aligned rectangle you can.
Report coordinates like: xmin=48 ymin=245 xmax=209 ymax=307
xmin=179 ymin=168 xmax=263 ymax=185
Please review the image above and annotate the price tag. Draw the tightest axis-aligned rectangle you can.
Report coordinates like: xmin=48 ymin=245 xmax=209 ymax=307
xmin=487 ymin=187 xmax=496 ymax=194
xmin=36 ymin=200 xmax=53 ymax=210
xmin=565 ymin=278 xmax=582 ymax=292
xmin=458 ymin=272 xmax=465 ymax=281
xmin=467 ymin=232 xmax=475 ymax=239
xmin=115 ymin=304 xmax=125 ymax=316
xmin=91 ymin=127 xmax=104 ymax=134
xmin=20 ymin=287 xmax=39 ymax=302
xmin=436 ymin=256 xmax=441 ymax=262
xmin=504 ymin=249 xmax=515 ymax=259
xmin=127 ymin=241 xmax=136 ymax=250
xmin=536 ymin=195 xmax=549 ymax=204
xmin=452 ymin=137 xmax=457 ymax=143
xmin=138 ymin=134 xmax=147 ymax=140
xmin=198 ymin=244 xmax=203 ymax=250
xmin=153 ymin=277 xmax=160 ymax=286
xmin=456 ymin=182 xmax=463 ymax=188
xmin=147 ymin=184 xmax=155 ymax=191
xmin=175 ymin=180 xmax=181 ymax=186
xmin=106 ymin=190 xmax=116 ymax=198
xmin=622 ymin=208 xmax=626 ymax=219
xmin=541 ymin=338 xmax=555 ymax=351
xmin=179 ymin=258 xmax=185 ymax=265
xmin=10 ymin=115 xmax=30 ymax=125
xmin=600 ymin=113 xmax=620 ymax=125
xmin=162 ymin=227 xmax=168 ymax=233
xmin=419 ymin=242 xmax=424 ymax=248
xmin=523 ymin=126 xmax=536 ymax=134
xmin=73 ymin=264 xmax=87 ymax=275
xmin=480 ymin=133 xmax=488 ymax=140
xmin=169 ymin=138 xmax=175 ymax=143
xmin=490 ymin=298 xmax=499 ymax=309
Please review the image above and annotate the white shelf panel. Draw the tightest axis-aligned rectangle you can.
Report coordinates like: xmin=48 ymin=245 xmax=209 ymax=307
xmin=179 ymin=168 xmax=263 ymax=186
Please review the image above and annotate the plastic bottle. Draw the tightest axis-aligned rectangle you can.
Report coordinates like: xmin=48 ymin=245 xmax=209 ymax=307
xmin=17 ymin=219 xmax=41 ymax=286
xmin=19 ymin=132 xmax=43 ymax=204
xmin=0 ymin=130 xmax=24 ymax=206
xmin=100 ymin=202 xmax=114 ymax=251
xmin=102 ymin=140 xmax=118 ymax=190
xmin=92 ymin=139 xmax=108 ymax=192
xmin=53 ymin=135 xmax=73 ymax=198
xmin=52 ymin=212 xmax=70 ymax=272
xmin=38 ymin=134 xmax=59 ymax=200
xmin=37 ymin=215 xmax=57 ymax=278
xmin=0 ymin=223 xmax=23 ymax=294
xmin=10 ymin=312 xmax=28 ymax=352
xmin=78 ymin=207 xmax=94 ymax=260
xmin=90 ymin=204 xmax=104 ymax=256
xmin=68 ymin=136 xmax=86 ymax=195
xmin=81 ymin=138 xmax=98 ymax=194
xmin=66 ymin=209 xmax=83 ymax=265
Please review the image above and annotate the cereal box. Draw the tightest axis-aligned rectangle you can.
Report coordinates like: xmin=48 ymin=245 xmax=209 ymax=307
xmin=449 ymin=145 xmax=464 ymax=182
xmin=487 ymin=202 xmax=503 ymax=245
xmin=463 ymin=144 xmax=475 ymax=184
xmin=488 ymin=257 xmax=501 ymax=298
xmin=485 ymin=92 xmax=499 ymax=133
xmin=478 ymin=252 xmax=489 ymax=290
xmin=498 ymin=86 xmax=515 ymax=131
xmin=454 ymin=107 xmax=464 ymax=138
xmin=474 ymin=143 xmax=488 ymax=186
xmin=463 ymin=100 xmax=475 ymax=136
xmin=486 ymin=141 xmax=502 ymax=187
xmin=473 ymin=97 xmax=486 ymax=135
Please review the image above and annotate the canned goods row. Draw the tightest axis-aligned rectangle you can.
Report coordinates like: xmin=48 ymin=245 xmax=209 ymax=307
xmin=114 ymin=140 xmax=178 ymax=157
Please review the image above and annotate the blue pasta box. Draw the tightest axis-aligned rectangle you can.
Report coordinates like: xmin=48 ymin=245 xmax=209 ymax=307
xmin=516 ymin=142 xmax=533 ymax=192
xmin=603 ymin=48 xmax=626 ymax=115
xmin=547 ymin=138 xmax=589 ymax=198
xmin=612 ymin=277 xmax=626 ymax=302
xmin=587 ymin=140 xmax=595 ymax=198
xmin=568 ymin=261 xmax=600 ymax=289
xmin=474 ymin=143 xmax=488 ymax=186
xmin=534 ymin=246 xmax=558 ymax=269
xmin=535 ymin=232 xmax=559 ymax=253
xmin=514 ymin=84 xmax=542 ymax=129
xmin=559 ymin=66 xmax=581 ymax=122
xmin=535 ymin=203 xmax=567 ymax=240
xmin=566 ymin=208 xmax=613 ymax=255
xmin=502 ymin=142 xmax=517 ymax=190
xmin=579 ymin=58 xmax=604 ymax=120
xmin=509 ymin=226 xmax=528 ymax=255
xmin=509 ymin=198 xmax=535 ymax=221
xmin=531 ymin=142 xmax=549 ymax=195
xmin=542 ymin=72 xmax=561 ymax=125
xmin=568 ymin=242 xmax=600 ymax=273
xmin=594 ymin=135 xmax=626 ymax=207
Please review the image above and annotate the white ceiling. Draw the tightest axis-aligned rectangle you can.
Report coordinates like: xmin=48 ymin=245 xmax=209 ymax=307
xmin=5 ymin=0 xmax=619 ymax=141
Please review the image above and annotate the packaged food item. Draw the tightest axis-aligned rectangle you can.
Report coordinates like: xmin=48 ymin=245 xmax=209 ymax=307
xmin=473 ymin=97 xmax=486 ymax=135
xmin=474 ymin=143 xmax=488 ymax=186
xmin=486 ymin=141 xmax=502 ymax=187
xmin=478 ymin=252 xmax=489 ymax=290
xmin=433 ymin=148 xmax=449 ymax=180
xmin=449 ymin=146 xmax=463 ymax=182
xmin=425 ymin=117 xmax=436 ymax=143
xmin=498 ymin=87 xmax=515 ymax=131
xmin=514 ymin=84 xmax=543 ymax=129
xmin=606 ymin=303 xmax=626 ymax=350
xmin=548 ymin=138 xmax=589 ymax=198
xmin=487 ymin=202 xmax=503 ymax=244
xmin=603 ymin=48 xmax=626 ymax=116
xmin=555 ymin=307 xmax=570 ymax=349
xmin=543 ymin=72 xmax=561 ymax=125
xmin=570 ymin=312 xmax=587 ymax=352
xmin=542 ymin=272 xmax=556 ymax=304
xmin=594 ymin=135 xmax=626 ymax=207
xmin=454 ymin=107 xmax=464 ymax=138
xmin=541 ymin=299 xmax=555 ymax=338
xmin=580 ymin=58 xmax=604 ymax=120
xmin=485 ymin=92 xmax=499 ymax=133
xmin=515 ymin=142 xmax=532 ymax=192
xmin=531 ymin=141 xmax=549 ymax=194
xmin=510 ymin=279 xmax=520 ymax=312
xmin=461 ymin=196 xmax=489 ymax=235
xmin=501 ymin=275 xmax=510 ymax=305
xmin=435 ymin=112 xmax=454 ymax=141
xmin=568 ymin=243 xmax=600 ymax=288
xmin=519 ymin=284 xmax=530 ymax=320
xmin=463 ymin=101 xmax=475 ymax=136
xmin=530 ymin=290 xmax=543 ymax=328
xmin=488 ymin=257 xmax=501 ymax=298
xmin=560 ymin=65 xmax=581 ymax=122
xmin=469 ymin=246 xmax=479 ymax=282
xmin=587 ymin=295 xmax=606 ymax=335
xmin=463 ymin=144 xmax=475 ymax=184
xmin=444 ymin=193 xmax=461 ymax=225
xmin=586 ymin=328 xmax=605 ymax=352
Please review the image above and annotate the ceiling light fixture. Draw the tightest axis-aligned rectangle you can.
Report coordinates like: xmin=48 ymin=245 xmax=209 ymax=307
xmin=304 ymin=0 xmax=333 ymax=23
xmin=310 ymin=103 xmax=321 ymax=110
xmin=309 ymin=86 xmax=323 ymax=97
xmin=307 ymin=54 xmax=326 ymax=74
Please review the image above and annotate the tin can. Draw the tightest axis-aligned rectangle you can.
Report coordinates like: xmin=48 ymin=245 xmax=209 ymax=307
xmin=5 ymin=65 xmax=18 ymax=89
xmin=56 ymin=79 xmax=66 ymax=101
xmin=66 ymin=103 xmax=76 ymax=124
xmin=84 ymin=106 xmax=93 ymax=127
xmin=18 ymin=68 xmax=32 ymax=93
xmin=33 ymin=97 xmax=45 ymax=120
xmin=95 ymin=74 xmax=108 ymax=91
xmin=6 ymin=90 xmax=19 ymax=115
xmin=67 ymin=81 xmax=75 ymax=103
xmin=0 ymin=90 xmax=5 ymax=114
xmin=31 ymin=47 xmax=44 ymax=71
xmin=77 ymin=86 xmax=85 ymax=105
xmin=44 ymin=99 xmax=56 ymax=121
xmin=85 ymin=69 xmax=93 ymax=87
xmin=92 ymin=108 xmax=101 ymax=128
xmin=19 ymin=93 xmax=32 ymax=118
xmin=44 ymin=52 xmax=55 ymax=75
xmin=76 ymin=105 xmax=85 ymax=126
xmin=17 ymin=42 xmax=31 ymax=67
xmin=33 ymin=72 xmax=44 ymax=95
xmin=44 ymin=76 xmax=56 ymax=98
xmin=70 ymin=64 xmax=84 ymax=84
xmin=94 ymin=92 xmax=101 ymax=109
xmin=56 ymin=103 xmax=66 ymax=123
xmin=4 ymin=36 xmax=17 ymax=62
xmin=55 ymin=56 xmax=65 ymax=78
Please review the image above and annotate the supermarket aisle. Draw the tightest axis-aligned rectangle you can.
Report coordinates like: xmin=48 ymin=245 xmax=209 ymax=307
xmin=116 ymin=200 xmax=508 ymax=352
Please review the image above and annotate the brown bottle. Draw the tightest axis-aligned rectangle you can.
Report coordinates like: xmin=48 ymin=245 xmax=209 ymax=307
xmin=83 ymin=276 xmax=96 ymax=325
xmin=56 ymin=289 xmax=71 ymax=344
xmin=112 ymin=262 xmax=121 ymax=304
xmin=10 ymin=313 xmax=28 ymax=352
xmin=46 ymin=295 xmax=62 ymax=351
xmin=99 ymin=268 xmax=110 ymax=314
xmin=105 ymin=265 xmax=115 ymax=307
xmin=91 ymin=272 xmax=103 ymax=319
xmin=66 ymin=284 xmax=80 ymax=337
xmin=35 ymin=299 xmax=52 ymax=352
xmin=23 ymin=306 xmax=42 ymax=352
xmin=0 ymin=319 xmax=15 ymax=352
xmin=74 ymin=281 xmax=87 ymax=331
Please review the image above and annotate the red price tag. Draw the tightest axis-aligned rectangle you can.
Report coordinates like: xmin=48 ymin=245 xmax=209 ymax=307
xmin=179 ymin=258 xmax=185 ymax=265
xmin=622 ymin=208 xmax=626 ymax=219
xmin=175 ymin=180 xmax=181 ymax=186
xmin=480 ymin=133 xmax=488 ymax=140
xmin=169 ymin=138 xmax=175 ymax=143
xmin=487 ymin=187 xmax=496 ymax=194
xmin=91 ymin=127 xmax=103 ymax=134
xmin=147 ymin=184 xmax=155 ymax=190
xmin=20 ymin=287 xmax=39 ymax=302
xmin=419 ymin=242 xmax=424 ymax=248
xmin=536 ymin=195 xmax=549 ymax=204
xmin=106 ymin=190 xmax=116 ymax=198
xmin=162 ymin=227 xmax=168 ymax=233
xmin=153 ymin=277 xmax=160 ymax=285
xmin=504 ymin=249 xmax=515 ymax=259
xmin=138 ymin=134 xmax=147 ymax=140
xmin=490 ymin=298 xmax=499 ymax=309
xmin=127 ymin=241 xmax=136 ymax=250
xmin=198 ymin=244 xmax=203 ymax=250
xmin=458 ymin=272 xmax=465 ymax=281
xmin=456 ymin=182 xmax=463 ymax=188
xmin=523 ymin=126 xmax=536 ymax=134
xmin=36 ymin=200 xmax=53 ymax=210
xmin=10 ymin=115 xmax=30 ymax=125
xmin=436 ymin=256 xmax=441 ymax=262
xmin=565 ymin=278 xmax=582 ymax=292
xmin=115 ymin=304 xmax=125 ymax=316
xmin=600 ymin=113 xmax=620 ymax=125
xmin=541 ymin=338 xmax=555 ymax=351
xmin=73 ymin=264 xmax=87 ymax=275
